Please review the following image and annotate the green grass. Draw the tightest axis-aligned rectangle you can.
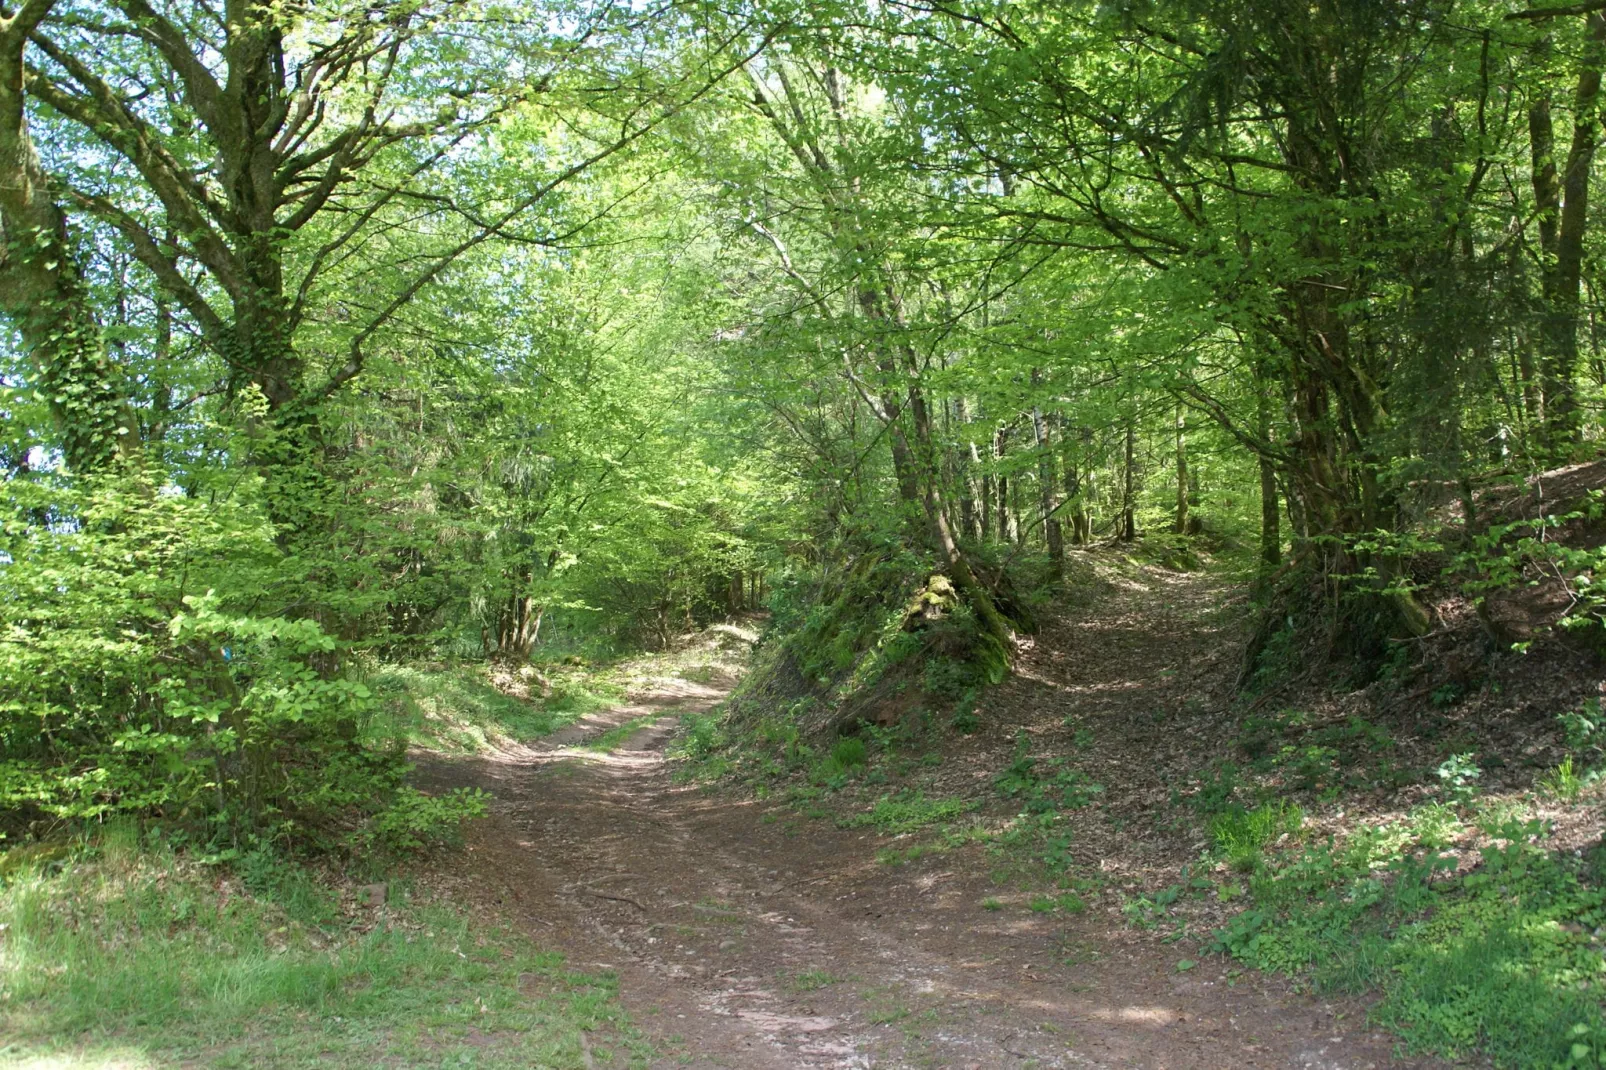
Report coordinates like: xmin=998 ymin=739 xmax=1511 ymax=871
xmin=1538 ymin=755 xmax=1585 ymax=801
xmin=1209 ymin=800 xmax=1304 ymax=873
xmin=585 ymin=715 xmax=660 ymax=753
xmin=840 ymin=790 xmax=974 ymax=835
xmin=1212 ymin=810 xmax=1606 ymax=1069
xmin=369 ymin=664 xmax=599 ymax=752
xmin=789 ymin=969 xmax=842 ymax=992
xmin=1028 ymin=892 xmax=1086 ymax=915
xmin=0 ymin=843 xmax=647 ymax=1068
xmin=831 ymin=736 xmax=868 ymax=768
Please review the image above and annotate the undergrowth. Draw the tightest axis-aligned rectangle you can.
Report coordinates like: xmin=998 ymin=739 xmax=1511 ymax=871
xmin=1159 ymin=696 xmax=1606 ymax=1069
xmin=370 ymin=664 xmax=621 ymax=753
xmin=1211 ymin=806 xmax=1606 ymax=1069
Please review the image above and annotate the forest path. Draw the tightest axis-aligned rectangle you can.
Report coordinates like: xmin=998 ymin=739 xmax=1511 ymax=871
xmin=413 ymin=570 xmax=1437 ymax=1070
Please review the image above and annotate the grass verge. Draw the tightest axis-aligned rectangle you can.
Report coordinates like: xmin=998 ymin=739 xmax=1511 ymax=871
xmin=0 ymin=836 xmax=646 ymax=1069
xmin=1209 ymin=803 xmax=1606 ymax=1069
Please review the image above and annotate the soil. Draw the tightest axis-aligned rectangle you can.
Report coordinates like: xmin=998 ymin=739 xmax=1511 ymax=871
xmin=412 ymin=566 xmax=1455 ymax=1069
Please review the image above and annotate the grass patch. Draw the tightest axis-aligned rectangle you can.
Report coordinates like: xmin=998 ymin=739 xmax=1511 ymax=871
xmin=874 ymin=821 xmax=993 ymax=867
xmin=841 ymin=790 xmax=974 ymax=835
xmin=0 ymin=842 xmax=646 ymax=1068
xmin=585 ymin=715 xmax=661 ymax=753
xmin=1212 ymin=809 xmax=1606 ymax=1068
xmin=1210 ymin=801 xmax=1304 ymax=873
xmin=789 ymin=969 xmax=842 ymax=992
xmin=371 ymin=664 xmax=600 ymax=752
xmin=1028 ymin=892 xmax=1086 ymax=915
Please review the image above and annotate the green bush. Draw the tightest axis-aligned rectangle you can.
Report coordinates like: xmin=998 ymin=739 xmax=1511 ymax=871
xmin=0 ymin=469 xmax=418 ymax=848
xmin=355 ymin=787 xmax=490 ymax=853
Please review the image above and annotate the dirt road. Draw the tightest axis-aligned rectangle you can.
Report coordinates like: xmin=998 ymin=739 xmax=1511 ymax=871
xmin=414 ymin=577 xmax=1439 ymax=1069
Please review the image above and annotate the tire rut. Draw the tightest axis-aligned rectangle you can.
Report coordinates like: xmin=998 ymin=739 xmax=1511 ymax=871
xmin=414 ymin=603 xmax=1442 ymax=1069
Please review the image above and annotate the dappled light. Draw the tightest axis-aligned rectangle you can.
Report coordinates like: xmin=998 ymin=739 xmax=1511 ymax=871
xmin=4 ymin=0 xmax=1606 ymax=1066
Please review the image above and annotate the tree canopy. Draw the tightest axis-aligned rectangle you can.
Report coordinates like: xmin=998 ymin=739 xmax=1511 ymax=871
xmin=4 ymin=0 xmax=1605 ymax=839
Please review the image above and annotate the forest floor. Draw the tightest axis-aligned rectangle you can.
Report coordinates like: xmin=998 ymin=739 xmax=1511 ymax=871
xmin=412 ymin=564 xmax=1450 ymax=1070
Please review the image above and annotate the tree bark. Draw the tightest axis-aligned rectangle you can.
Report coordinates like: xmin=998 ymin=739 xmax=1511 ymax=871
xmin=994 ymin=426 xmax=1014 ymax=542
xmin=1173 ymin=404 xmax=1189 ymax=535
xmin=1256 ymin=376 xmax=1282 ymax=569
xmin=1060 ymin=421 xmax=1088 ymax=545
xmin=1121 ymin=417 xmax=1137 ymax=541
xmin=1530 ymin=14 xmax=1606 ymax=449
xmin=1031 ymin=390 xmax=1063 ymax=577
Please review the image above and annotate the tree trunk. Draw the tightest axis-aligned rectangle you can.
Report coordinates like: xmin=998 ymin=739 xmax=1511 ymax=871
xmin=981 ymin=468 xmax=993 ymax=542
xmin=994 ymin=426 xmax=1013 ymax=542
xmin=955 ymin=397 xmax=981 ymax=541
xmin=1530 ymin=14 xmax=1606 ymax=450
xmin=1031 ymin=394 xmax=1063 ymax=577
xmin=1058 ymin=417 xmax=1084 ymax=545
xmin=1011 ymin=472 xmax=1025 ymax=547
xmin=1121 ymin=417 xmax=1137 ymax=541
xmin=1173 ymin=404 xmax=1189 ymax=535
xmin=1256 ymin=378 xmax=1282 ymax=569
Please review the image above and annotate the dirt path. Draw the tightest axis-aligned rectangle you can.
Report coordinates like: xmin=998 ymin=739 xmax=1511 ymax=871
xmin=415 ymin=571 xmax=1441 ymax=1069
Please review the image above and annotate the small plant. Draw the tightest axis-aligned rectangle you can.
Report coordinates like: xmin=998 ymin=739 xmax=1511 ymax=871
xmin=1187 ymin=760 xmax=1242 ymax=815
xmin=1430 ymin=683 xmax=1463 ymax=708
xmin=791 ymin=969 xmax=841 ymax=992
xmin=1210 ymin=801 xmax=1302 ymax=873
xmin=1121 ymin=892 xmax=1165 ymax=929
xmin=831 ymin=736 xmax=868 ymax=768
xmin=950 ymin=688 xmax=982 ymax=733
xmin=1276 ymin=744 xmax=1340 ymax=793
xmin=1539 ymin=755 xmax=1585 ymax=802
xmin=981 ymin=897 xmax=1002 ymax=911
xmin=994 ymin=733 xmax=1104 ymax=814
xmin=1052 ymin=891 xmax=1087 ymax=914
xmin=355 ymin=786 xmax=490 ymax=854
xmin=842 ymin=791 xmax=973 ymax=835
xmin=994 ymin=732 xmax=1040 ymax=798
xmin=1562 ymin=700 xmax=1606 ymax=770
xmin=671 ymin=712 xmax=725 ymax=761
xmin=1435 ymin=752 xmax=1482 ymax=806
xmin=1026 ymin=891 xmax=1086 ymax=914
xmin=1407 ymin=801 xmax=1463 ymax=848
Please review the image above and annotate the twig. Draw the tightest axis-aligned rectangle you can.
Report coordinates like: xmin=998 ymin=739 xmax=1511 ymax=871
xmin=584 ymin=890 xmax=648 ymax=911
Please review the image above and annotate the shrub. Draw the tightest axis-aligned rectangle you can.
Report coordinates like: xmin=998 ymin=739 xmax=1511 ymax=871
xmin=0 ymin=469 xmax=418 ymax=848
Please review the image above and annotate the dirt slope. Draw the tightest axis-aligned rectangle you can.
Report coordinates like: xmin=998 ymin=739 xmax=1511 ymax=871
xmin=413 ymin=572 xmax=1444 ymax=1069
